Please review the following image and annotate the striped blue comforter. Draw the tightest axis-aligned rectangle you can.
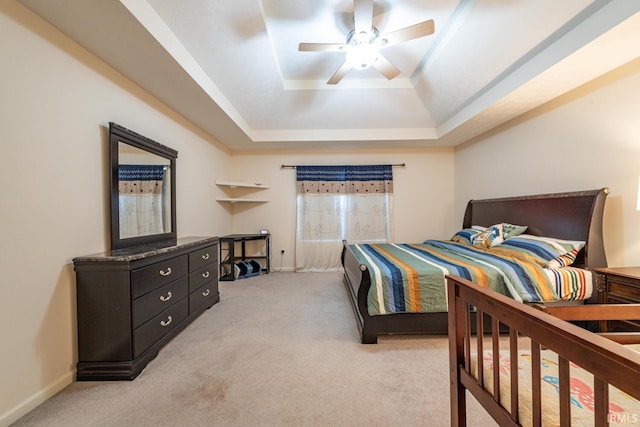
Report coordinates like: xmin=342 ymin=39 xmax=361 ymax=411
xmin=349 ymin=240 xmax=591 ymax=316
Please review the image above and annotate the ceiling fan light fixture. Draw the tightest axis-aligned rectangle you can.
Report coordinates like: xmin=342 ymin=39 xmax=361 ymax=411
xmin=375 ymin=37 xmax=388 ymax=47
xmin=354 ymin=30 xmax=372 ymax=43
xmin=346 ymin=42 xmax=379 ymax=70
xmin=298 ymin=1 xmax=435 ymax=84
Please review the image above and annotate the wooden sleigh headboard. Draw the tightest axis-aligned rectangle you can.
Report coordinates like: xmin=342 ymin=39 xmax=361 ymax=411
xmin=462 ymin=188 xmax=609 ymax=270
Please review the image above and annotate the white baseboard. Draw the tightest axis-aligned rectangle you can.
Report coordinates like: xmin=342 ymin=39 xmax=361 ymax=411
xmin=269 ymin=267 xmax=295 ymax=272
xmin=0 ymin=370 xmax=74 ymax=427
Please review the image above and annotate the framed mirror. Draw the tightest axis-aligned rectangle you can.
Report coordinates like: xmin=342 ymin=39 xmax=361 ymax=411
xmin=109 ymin=122 xmax=177 ymax=250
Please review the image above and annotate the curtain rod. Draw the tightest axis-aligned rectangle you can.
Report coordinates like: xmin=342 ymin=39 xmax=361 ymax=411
xmin=280 ymin=163 xmax=405 ymax=169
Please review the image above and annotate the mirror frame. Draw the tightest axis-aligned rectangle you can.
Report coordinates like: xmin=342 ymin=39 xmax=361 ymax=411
xmin=109 ymin=122 xmax=178 ymax=250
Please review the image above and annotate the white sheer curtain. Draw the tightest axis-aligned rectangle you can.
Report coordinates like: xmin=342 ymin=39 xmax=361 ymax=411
xmin=295 ymin=165 xmax=394 ymax=271
xmin=118 ymin=165 xmax=166 ymax=238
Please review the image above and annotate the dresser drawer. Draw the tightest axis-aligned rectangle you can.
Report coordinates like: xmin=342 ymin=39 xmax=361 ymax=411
xmin=607 ymin=319 xmax=640 ymax=332
xmin=189 ymin=281 xmax=219 ymax=313
xmin=605 ymin=296 xmax=640 ymax=331
xmin=189 ymin=245 xmax=217 ymax=272
xmin=134 ymin=297 xmax=188 ymax=357
xmin=131 ymin=255 xmax=188 ymax=298
xmin=189 ymin=264 xmax=217 ymax=292
xmin=609 ymin=280 xmax=640 ymax=302
xmin=132 ymin=276 xmax=188 ymax=328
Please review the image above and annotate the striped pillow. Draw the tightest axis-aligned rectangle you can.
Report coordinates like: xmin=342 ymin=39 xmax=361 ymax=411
xmin=495 ymin=234 xmax=585 ymax=268
xmin=450 ymin=226 xmax=486 ymax=244
xmin=546 ymin=249 xmax=580 ymax=268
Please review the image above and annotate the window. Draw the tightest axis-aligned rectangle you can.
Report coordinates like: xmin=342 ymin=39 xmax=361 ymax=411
xmin=295 ymin=165 xmax=393 ymax=271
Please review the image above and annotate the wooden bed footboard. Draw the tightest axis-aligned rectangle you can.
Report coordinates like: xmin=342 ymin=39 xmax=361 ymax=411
xmin=342 ymin=241 xmax=454 ymax=344
xmin=447 ymin=275 xmax=640 ymax=427
xmin=341 ymin=240 xmax=370 ymax=341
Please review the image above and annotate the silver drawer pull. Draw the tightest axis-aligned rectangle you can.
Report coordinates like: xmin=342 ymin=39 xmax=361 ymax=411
xmin=201 ymin=253 xmax=210 ymax=260
xmin=159 ymin=291 xmax=172 ymax=302
xmin=202 ymin=289 xmax=210 ymax=297
xmin=160 ymin=316 xmax=172 ymax=327
xmin=202 ymin=271 xmax=210 ymax=279
xmin=159 ymin=267 xmax=172 ymax=277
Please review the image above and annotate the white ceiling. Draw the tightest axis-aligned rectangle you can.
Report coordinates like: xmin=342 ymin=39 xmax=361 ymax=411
xmin=18 ymin=0 xmax=640 ymax=151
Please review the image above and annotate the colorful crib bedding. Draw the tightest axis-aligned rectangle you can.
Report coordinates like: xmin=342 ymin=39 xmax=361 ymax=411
xmin=470 ymin=345 xmax=640 ymax=427
xmin=349 ymin=240 xmax=592 ymax=316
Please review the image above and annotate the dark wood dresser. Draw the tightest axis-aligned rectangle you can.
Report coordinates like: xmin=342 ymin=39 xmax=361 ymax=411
xmin=73 ymin=236 xmax=219 ymax=380
xmin=594 ymin=267 xmax=640 ymax=332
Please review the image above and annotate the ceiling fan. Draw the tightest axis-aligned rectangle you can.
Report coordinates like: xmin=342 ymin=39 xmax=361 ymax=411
xmin=298 ymin=0 xmax=435 ymax=85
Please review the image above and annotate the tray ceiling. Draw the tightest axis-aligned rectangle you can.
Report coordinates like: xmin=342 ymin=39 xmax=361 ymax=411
xmin=18 ymin=0 xmax=640 ymax=151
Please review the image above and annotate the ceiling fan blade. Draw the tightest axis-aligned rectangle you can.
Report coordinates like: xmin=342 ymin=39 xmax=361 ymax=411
xmin=328 ymin=62 xmax=352 ymax=85
xmin=372 ymin=54 xmax=400 ymax=80
xmin=378 ymin=19 xmax=435 ymax=48
xmin=298 ymin=43 xmax=346 ymax=52
xmin=353 ymin=0 xmax=374 ymax=36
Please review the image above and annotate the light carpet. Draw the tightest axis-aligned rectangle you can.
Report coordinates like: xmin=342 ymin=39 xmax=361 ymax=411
xmin=13 ymin=271 xmax=496 ymax=426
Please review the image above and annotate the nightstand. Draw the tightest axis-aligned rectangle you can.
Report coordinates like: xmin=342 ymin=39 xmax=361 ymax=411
xmin=593 ymin=267 xmax=640 ymax=332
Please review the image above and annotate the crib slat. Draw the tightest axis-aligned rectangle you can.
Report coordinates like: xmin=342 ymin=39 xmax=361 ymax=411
xmin=531 ymin=341 xmax=542 ymax=427
xmin=559 ymin=356 xmax=571 ymax=427
xmin=509 ymin=328 xmax=519 ymax=422
xmin=492 ymin=317 xmax=500 ymax=403
xmin=448 ymin=288 xmax=467 ymax=427
xmin=593 ymin=376 xmax=608 ymax=427
xmin=464 ymin=302 xmax=471 ymax=372
xmin=477 ymin=310 xmax=484 ymax=388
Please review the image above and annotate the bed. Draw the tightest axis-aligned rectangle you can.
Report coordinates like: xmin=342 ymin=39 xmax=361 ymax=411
xmin=341 ymin=188 xmax=609 ymax=344
xmin=447 ymin=274 xmax=640 ymax=426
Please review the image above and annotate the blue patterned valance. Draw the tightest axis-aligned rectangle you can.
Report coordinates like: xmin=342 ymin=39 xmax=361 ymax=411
xmin=296 ymin=165 xmax=393 ymax=194
xmin=118 ymin=164 xmax=165 ymax=181
xmin=118 ymin=165 xmax=166 ymax=195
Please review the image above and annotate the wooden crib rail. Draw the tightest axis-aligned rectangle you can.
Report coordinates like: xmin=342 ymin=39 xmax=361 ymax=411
xmin=534 ymin=303 xmax=640 ymax=344
xmin=533 ymin=303 xmax=640 ymax=321
xmin=447 ymin=275 xmax=640 ymax=427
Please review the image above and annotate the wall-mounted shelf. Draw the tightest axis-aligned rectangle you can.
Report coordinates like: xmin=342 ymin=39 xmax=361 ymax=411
xmin=216 ymin=198 xmax=269 ymax=204
xmin=215 ymin=180 xmax=270 ymax=189
xmin=216 ymin=180 xmax=269 ymax=204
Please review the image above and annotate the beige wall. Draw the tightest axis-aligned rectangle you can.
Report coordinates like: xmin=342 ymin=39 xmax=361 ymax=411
xmin=0 ymin=3 xmax=231 ymax=425
xmin=455 ymin=57 xmax=640 ymax=267
xmin=226 ymin=150 xmax=456 ymax=270
xmin=4 ymin=0 xmax=640 ymax=425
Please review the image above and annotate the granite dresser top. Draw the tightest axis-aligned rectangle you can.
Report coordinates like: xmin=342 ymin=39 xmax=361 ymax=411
xmin=73 ymin=236 xmax=218 ymax=263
